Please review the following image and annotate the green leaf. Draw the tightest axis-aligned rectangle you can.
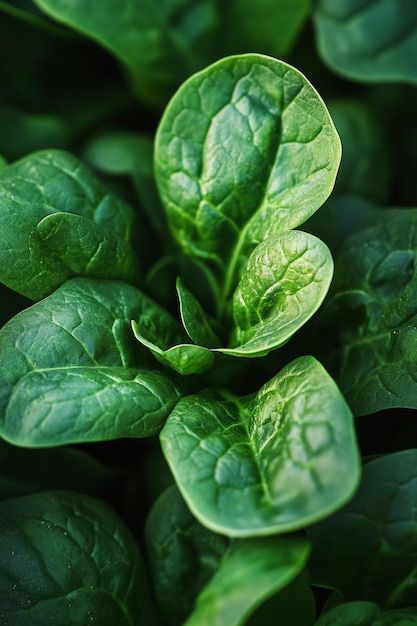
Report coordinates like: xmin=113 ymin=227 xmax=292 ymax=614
xmin=219 ymin=230 xmax=333 ymax=357
xmin=0 ymin=278 xmax=183 ymax=446
xmin=307 ymin=450 xmax=417 ymax=609
xmin=313 ymin=0 xmax=417 ymax=84
xmin=176 ymin=277 xmax=220 ymax=347
xmin=0 ymin=491 xmax=155 ymax=624
xmin=161 ymin=355 xmax=359 ymax=536
xmin=145 ymin=485 xmax=229 ymax=625
xmin=184 ymin=535 xmax=310 ymax=626
xmin=36 ymin=212 xmax=139 ymax=282
xmin=155 ymin=53 xmax=341 ymax=302
xmin=319 ymin=208 xmax=417 ymax=415
xmin=34 ymin=0 xmax=221 ymax=108
xmin=0 ymin=150 xmax=138 ymax=300
xmin=314 ymin=601 xmax=417 ymax=626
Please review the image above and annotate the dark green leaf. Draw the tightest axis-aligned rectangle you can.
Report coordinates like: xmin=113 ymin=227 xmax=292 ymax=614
xmin=0 ymin=491 xmax=155 ymax=624
xmin=176 ymin=277 xmax=220 ymax=347
xmin=307 ymin=450 xmax=417 ymax=609
xmin=314 ymin=0 xmax=417 ymax=84
xmin=315 ymin=601 xmax=417 ymax=625
xmin=145 ymin=485 xmax=229 ymax=625
xmin=319 ymin=208 xmax=417 ymax=415
xmin=0 ymin=150 xmax=138 ymax=300
xmin=161 ymin=356 xmax=359 ymax=536
xmin=0 ymin=278 xmax=183 ymax=446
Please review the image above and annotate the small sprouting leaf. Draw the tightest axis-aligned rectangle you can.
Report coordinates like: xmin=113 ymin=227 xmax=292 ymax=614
xmin=307 ymin=450 xmax=417 ymax=608
xmin=0 ymin=278 xmax=183 ymax=446
xmin=313 ymin=0 xmax=417 ymax=84
xmin=176 ymin=277 xmax=220 ymax=347
xmin=314 ymin=601 xmax=417 ymax=626
xmin=0 ymin=150 xmax=138 ymax=300
xmin=155 ymin=53 xmax=341 ymax=299
xmin=0 ymin=491 xmax=155 ymax=624
xmin=318 ymin=208 xmax=417 ymax=416
xmin=161 ymin=356 xmax=359 ymax=536
xmin=219 ymin=230 xmax=333 ymax=357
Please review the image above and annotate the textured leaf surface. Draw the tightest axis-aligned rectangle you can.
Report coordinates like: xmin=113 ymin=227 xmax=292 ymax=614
xmin=308 ymin=450 xmax=417 ymax=609
xmin=0 ymin=150 xmax=137 ymax=300
xmin=314 ymin=601 xmax=417 ymax=626
xmin=184 ymin=535 xmax=310 ymax=626
xmin=221 ymin=230 xmax=333 ymax=356
xmin=161 ymin=356 xmax=359 ymax=536
xmin=0 ymin=491 xmax=155 ymax=624
xmin=314 ymin=0 xmax=417 ymax=83
xmin=319 ymin=208 xmax=417 ymax=415
xmin=0 ymin=278 xmax=183 ymax=446
xmin=155 ymin=53 xmax=341 ymax=300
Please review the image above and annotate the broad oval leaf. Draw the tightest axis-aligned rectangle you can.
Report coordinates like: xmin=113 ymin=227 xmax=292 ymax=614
xmin=220 ymin=230 xmax=333 ymax=357
xmin=0 ymin=150 xmax=138 ymax=300
xmin=0 ymin=491 xmax=155 ymax=624
xmin=0 ymin=277 xmax=183 ymax=446
xmin=155 ymin=53 xmax=341 ymax=298
xmin=161 ymin=355 xmax=359 ymax=536
xmin=318 ymin=208 xmax=417 ymax=416
xmin=314 ymin=601 xmax=417 ymax=626
xmin=313 ymin=0 xmax=417 ymax=84
xmin=307 ymin=450 xmax=417 ymax=608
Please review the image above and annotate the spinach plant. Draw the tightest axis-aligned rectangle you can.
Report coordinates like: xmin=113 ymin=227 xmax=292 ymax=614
xmin=1 ymin=0 xmax=417 ymax=624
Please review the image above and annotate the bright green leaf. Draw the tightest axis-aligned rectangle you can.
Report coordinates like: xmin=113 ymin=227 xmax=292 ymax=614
xmin=155 ymin=53 xmax=341 ymax=301
xmin=219 ymin=230 xmax=333 ymax=356
xmin=176 ymin=277 xmax=220 ymax=347
xmin=0 ymin=491 xmax=155 ymax=624
xmin=313 ymin=0 xmax=417 ymax=84
xmin=0 ymin=150 xmax=138 ymax=300
xmin=161 ymin=355 xmax=359 ymax=536
xmin=0 ymin=278 xmax=183 ymax=446
xmin=307 ymin=450 xmax=417 ymax=609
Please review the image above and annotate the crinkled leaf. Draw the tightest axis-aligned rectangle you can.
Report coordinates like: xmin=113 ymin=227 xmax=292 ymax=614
xmin=313 ymin=0 xmax=417 ymax=84
xmin=0 ymin=491 xmax=155 ymax=624
xmin=0 ymin=150 xmax=137 ymax=300
xmin=176 ymin=277 xmax=220 ymax=347
xmin=36 ymin=212 xmax=139 ymax=282
xmin=155 ymin=53 xmax=341 ymax=300
xmin=0 ymin=278 xmax=183 ymax=446
xmin=145 ymin=485 xmax=229 ymax=625
xmin=307 ymin=450 xmax=417 ymax=608
xmin=319 ymin=208 xmax=417 ymax=415
xmin=219 ymin=230 xmax=333 ymax=356
xmin=315 ymin=601 xmax=417 ymax=626
xmin=161 ymin=355 xmax=359 ymax=536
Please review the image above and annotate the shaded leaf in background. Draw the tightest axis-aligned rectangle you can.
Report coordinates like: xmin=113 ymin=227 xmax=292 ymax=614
xmin=0 ymin=491 xmax=155 ymax=624
xmin=318 ymin=208 xmax=417 ymax=416
xmin=0 ymin=278 xmax=183 ymax=446
xmin=307 ymin=450 xmax=417 ymax=608
xmin=313 ymin=0 xmax=417 ymax=84
xmin=314 ymin=600 xmax=417 ymax=625
xmin=161 ymin=356 xmax=359 ymax=536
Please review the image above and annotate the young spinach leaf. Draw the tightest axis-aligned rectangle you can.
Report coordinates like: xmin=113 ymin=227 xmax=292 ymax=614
xmin=0 ymin=278 xmax=183 ymax=446
xmin=307 ymin=450 xmax=417 ymax=609
xmin=0 ymin=491 xmax=155 ymax=624
xmin=313 ymin=0 xmax=417 ymax=84
xmin=161 ymin=356 xmax=359 ymax=536
xmin=155 ymin=53 xmax=341 ymax=307
xmin=0 ymin=150 xmax=139 ymax=300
